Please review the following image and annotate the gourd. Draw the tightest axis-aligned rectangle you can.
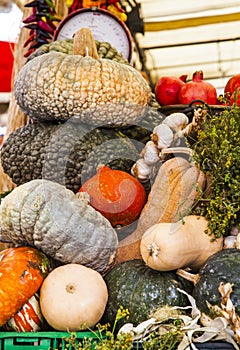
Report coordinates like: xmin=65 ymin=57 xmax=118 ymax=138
xmin=115 ymin=157 xmax=206 ymax=264
xmin=0 ymin=179 xmax=118 ymax=273
xmin=14 ymin=28 xmax=151 ymax=127
xmin=0 ymin=246 xmax=49 ymax=327
xmin=102 ymin=259 xmax=193 ymax=327
xmin=6 ymin=293 xmax=43 ymax=332
xmin=40 ymin=264 xmax=108 ymax=331
xmin=140 ymin=215 xmax=223 ymax=272
xmin=0 ymin=121 xmax=139 ymax=193
xmin=191 ymin=249 xmax=240 ymax=317
xmin=79 ymin=165 xmax=146 ymax=227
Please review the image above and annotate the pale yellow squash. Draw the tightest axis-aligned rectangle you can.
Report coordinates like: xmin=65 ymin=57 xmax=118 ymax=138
xmin=140 ymin=215 xmax=223 ymax=272
xmin=40 ymin=264 xmax=108 ymax=331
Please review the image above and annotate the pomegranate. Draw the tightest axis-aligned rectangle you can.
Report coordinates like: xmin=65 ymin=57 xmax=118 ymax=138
xmin=179 ymin=70 xmax=217 ymax=105
xmin=79 ymin=166 xmax=147 ymax=227
xmin=154 ymin=74 xmax=187 ymax=106
xmin=230 ymin=87 xmax=240 ymax=106
xmin=224 ymin=74 xmax=240 ymax=104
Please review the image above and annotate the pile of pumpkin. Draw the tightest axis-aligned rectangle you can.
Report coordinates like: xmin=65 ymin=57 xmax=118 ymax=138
xmin=0 ymin=26 xmax=239 ymax=347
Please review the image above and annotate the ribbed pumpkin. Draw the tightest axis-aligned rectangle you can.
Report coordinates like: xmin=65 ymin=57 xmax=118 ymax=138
xmin=0 ymin=247 xmax=49 ymax=327
xmin=0 ymin=179 xmax=118 ymax=273
xmin=102 ymin=259 xmax=193 ymax=327
xmin=14 ymin=28 xmax=151 ymax=127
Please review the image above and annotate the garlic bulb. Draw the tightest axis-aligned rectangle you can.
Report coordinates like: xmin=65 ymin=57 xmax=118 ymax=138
xmin=223 ymin=235 xmax=237 ymax=249
xmin=162 ymin=113 xmax=189 ymax=132
xmin=140 ymin=141 xmax=160 ymax=166
xmin=131 ymin=158 xmax=152 ymax=182
xmin=151 ymin=124 xmax=174 ymax=149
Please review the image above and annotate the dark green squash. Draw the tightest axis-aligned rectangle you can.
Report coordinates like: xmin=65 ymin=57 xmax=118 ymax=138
xmin=192 ymin=248 xmax=240 ymax=317
xmin=0 ymin=122 xmax=139 ymax=193
xmin=102 ymin=259 xmax=193 ymax=327
xmin=26 ymin=38 xmax=130 ymax=65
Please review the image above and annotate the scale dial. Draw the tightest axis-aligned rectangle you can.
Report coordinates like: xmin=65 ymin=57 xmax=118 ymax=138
xmin=54 ymin=7 xmax=133 ymax=62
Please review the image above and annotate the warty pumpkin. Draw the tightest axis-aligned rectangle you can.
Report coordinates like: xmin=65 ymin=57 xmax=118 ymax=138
xmin=26 ymin=37 xmax=130 ymax=65
xmin=14 ymin=28 xmax=151 ymax=127
xmin=0 ymin=179 xmax=118 ymax=273
xmin=0 ymin=246 xmax=49 ymax=327
xmin=140 ymin=215 xmax=223 ymax=272
xmin=0 ymin=121 xmax=139 ymax=193
xmin=40 ymin=263 xmax=108 ymax=331
xmin=114 ymin=157 xmax=207 ymax=264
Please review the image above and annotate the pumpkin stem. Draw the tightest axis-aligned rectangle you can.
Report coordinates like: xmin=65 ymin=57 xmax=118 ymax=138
xmin=147 ymin=241 xmax=160 ymax=259
xmin=176 ymin=268 xmax=199 ymax=286
xmin=73 ymin=27 xmax=99 ymax=59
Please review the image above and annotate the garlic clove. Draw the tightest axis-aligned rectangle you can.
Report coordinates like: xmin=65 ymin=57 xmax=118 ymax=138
xmin=151 ymin=124 xmax=174 ymax=149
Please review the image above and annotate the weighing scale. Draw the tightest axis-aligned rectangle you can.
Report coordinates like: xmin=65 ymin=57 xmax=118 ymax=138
xmin=53 ymin=7 xmax=133 ymax=62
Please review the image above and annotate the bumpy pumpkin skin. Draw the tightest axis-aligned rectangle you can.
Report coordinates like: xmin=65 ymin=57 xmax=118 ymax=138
xmin=102 ymin=259 xmax=193 ymax=328
xmin=0 ymin=179 xmax=118 ymax=273
xmin=0 ymin=246 xmax=49 ymax=327
xmin=0 ymin=121 xmax=140 ymax=193
xmin=14 ymin=51 xmax=151 ymax=127
xmin=192 ymin=249 xmax=240 ymax=317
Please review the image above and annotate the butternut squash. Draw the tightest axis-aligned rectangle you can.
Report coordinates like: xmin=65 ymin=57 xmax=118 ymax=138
xmin=114 ymin=157 xmax=206 ymax=265
xmin=140 ymin=215 xmax=223 ymax=272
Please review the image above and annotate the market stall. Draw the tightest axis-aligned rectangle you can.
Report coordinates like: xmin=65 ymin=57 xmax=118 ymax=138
xmin=0 ymin=1 xmax=239 ymax=349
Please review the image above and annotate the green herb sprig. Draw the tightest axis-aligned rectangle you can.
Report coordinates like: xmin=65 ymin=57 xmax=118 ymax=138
xmin=189 ymin=104 xmax=240 ymax=238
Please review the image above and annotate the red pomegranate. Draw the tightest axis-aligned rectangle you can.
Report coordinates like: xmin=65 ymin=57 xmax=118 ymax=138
xmin=79 ymin=166 xmax=147 ymax=227
xmin=154 ymin=74 xmax=187 ymax=106
xmin=224 ymin=74 xmax=240 ymax=104
xmin=230 ymin=87 xmax=240 ymax=106
xmin=179 ymin=70 xmax=217 ymax=105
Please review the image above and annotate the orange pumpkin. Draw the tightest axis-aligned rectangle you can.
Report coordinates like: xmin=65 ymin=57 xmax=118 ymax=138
xmin=79 ymin=166 xmax=147 ymax=227
xmin=0 ymin=246 xmax=50 ymax=327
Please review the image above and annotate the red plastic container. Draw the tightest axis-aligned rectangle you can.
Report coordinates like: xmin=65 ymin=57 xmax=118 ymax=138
xmin=0 ymin=41 xmax=15 ymax=92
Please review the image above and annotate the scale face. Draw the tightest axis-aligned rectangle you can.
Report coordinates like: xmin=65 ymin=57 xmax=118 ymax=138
xmin=53 ymin=8 xmax=133 ymax=62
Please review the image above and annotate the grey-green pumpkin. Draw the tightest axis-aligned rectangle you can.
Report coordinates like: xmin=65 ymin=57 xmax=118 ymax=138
xmin=14 ymin=28 xmax=151 ymax=127
xmin=0 ymin=179 xmax=118 ymax=273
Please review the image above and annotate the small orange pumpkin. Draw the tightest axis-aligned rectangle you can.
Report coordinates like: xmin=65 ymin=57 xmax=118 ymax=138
xmin=79 ymin=165 xmax=147 ymax=227
xmin=0 ymin=246 xmax=50 ymax=327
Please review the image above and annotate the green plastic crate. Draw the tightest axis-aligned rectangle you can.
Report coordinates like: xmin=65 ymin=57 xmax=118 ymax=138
xmin=0 ymin=331 xmax=98 ymax=350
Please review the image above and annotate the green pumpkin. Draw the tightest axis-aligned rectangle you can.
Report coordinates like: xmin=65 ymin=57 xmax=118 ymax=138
xmin=102 ymin=259 xmax=193 ymax=327
xmin=26 ymin=38 xmax=130 ymax=65
xmin=0 ymin=122 xmax=139 ymax=193
xmin=192 ymin=248 xmax=240 ymax=317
